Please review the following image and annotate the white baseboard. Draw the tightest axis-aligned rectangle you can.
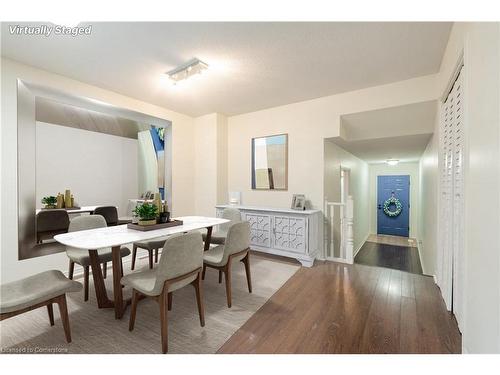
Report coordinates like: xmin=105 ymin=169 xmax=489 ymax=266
xmin=416 ymin=238 xmax=427 ymax=274
xmin=353 ymin=232 xmax=370 ymax=258
xmin=462 ymin=341 xmax=469 ymax=354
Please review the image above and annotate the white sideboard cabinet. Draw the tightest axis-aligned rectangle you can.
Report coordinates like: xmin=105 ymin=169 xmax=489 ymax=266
xmin=215 ymin=205 xmax=321 ymax=267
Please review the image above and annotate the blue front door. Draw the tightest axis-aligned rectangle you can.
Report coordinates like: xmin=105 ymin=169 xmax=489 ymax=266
xmin=377 ymin=175 xmax=410 ymax=237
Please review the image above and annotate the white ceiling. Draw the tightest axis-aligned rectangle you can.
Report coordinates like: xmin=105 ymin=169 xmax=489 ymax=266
xmin=330 ymin=134 xmax=433 ymax=164
xmin=331 ymin=100 xmax=437 ymax=163
xmin=340 ymin=100 xmax=437 ymax=141
xmin=1 ymin=22 xmax=452 ymax=117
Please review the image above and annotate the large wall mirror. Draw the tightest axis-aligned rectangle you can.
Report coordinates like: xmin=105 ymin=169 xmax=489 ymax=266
xmin=17 ymin=80 xmax=172 ymax=260
xmin=251 ymin=134 xmax=288 ymax=190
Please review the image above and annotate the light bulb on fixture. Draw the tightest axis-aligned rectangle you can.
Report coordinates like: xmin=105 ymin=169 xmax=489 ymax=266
xmin=386 ymin=159 xmax=399 ymax=166
xmin=165 ymin=58 xmax=208 ymax=85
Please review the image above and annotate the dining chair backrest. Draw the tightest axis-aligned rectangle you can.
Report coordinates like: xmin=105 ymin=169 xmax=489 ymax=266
xmin=220 ymin=208 xmax=242 ymax=233
xmin=221 ymin=221 xmax=250 ymax=264
xmin=152 ymin=232 xmax=204 ymax=295
xmin=36 ymin=210 xmax=70 ymax=232
xmin=93 ymin=206 xmax=118 ymax=226
xmin=68 ymin=215 xmax=107 ymax=232
xmin=66 ymin=215 xmax=107 ymax=253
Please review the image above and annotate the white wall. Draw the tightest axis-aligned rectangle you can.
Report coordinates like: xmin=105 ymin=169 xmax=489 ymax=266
xmin=193 ymin=113 xmax=228 ymax=217
xmin=460 ymin=23 xmax=500 ymax=354
xmin=324 ymin=140 xmax=370 ymax=257
xmin=227 ymin=74 xmax=438 ymax=212
xmin=36 ymin=122 xmax=138 ymax=217
xmin=368 ymin=162 xmax=420 ymax=239
xmin=1 ymin=58 xmax=195 ymax=283
xmin=418 ymin=125 xmax=439 ymax=276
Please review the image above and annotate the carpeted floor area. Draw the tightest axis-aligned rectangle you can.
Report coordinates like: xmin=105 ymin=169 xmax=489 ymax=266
xmin=0 ymin=253 xmax=299 ymax=354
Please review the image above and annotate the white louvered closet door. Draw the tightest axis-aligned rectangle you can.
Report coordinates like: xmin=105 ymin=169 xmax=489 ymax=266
xmin=438 ymin=67 xmax=464 ymax=330
xmin=451 ymin=70 xmax=464 ymax=329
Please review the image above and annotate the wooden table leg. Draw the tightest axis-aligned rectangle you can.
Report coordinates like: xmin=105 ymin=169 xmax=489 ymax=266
xmin=88 ymin=250 xmax=114 ymax=308
xmin=204 ymin=226 xmax=213 ymax=251
xmin=111 ymin=246 xmax=125 ymax=319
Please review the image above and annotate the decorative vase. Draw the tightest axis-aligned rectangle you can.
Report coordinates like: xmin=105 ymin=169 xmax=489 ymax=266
xmin=45 ymin=204 xmax=56 ymax=209
xmin=159 ymin=212 xmax=170 ymax=223
xmin=138 ymin=219 xmax=157 ymax=226
xmin=56 ymin=193 xmax=63 ymax=208
xmin=64 ymin=189 xmax=72 ymax=208
xmin=154 ymin=193 xmax=162 ymax=215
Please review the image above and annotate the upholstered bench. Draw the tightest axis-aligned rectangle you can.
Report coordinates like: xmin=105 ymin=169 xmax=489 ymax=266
xmin=0 ymin=270 xmax=82 ymax=343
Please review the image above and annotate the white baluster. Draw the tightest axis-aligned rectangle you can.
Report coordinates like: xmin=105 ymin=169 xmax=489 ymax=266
xmin=345 ymin=196 xmax=354 ymax=264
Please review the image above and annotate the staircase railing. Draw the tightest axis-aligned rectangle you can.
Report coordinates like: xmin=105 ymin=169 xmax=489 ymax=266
xmin=324 ymin=196 xmax=354 ymax=264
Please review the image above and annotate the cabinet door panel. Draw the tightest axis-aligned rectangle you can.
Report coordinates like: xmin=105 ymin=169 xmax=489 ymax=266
xmin=245 ymin=213 xmax=271 ymax=248
xmin=273 ymin=215 xmax=306 ymax=253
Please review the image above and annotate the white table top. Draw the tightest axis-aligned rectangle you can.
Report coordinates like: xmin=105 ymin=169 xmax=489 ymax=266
xmin=36 ymin=205 xmax=100 ymax=215
xmin=54 ymin=216 xmax=229 ymax=250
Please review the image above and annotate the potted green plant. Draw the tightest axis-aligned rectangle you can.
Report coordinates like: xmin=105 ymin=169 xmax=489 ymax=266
xmin=41 ymin=196 xmax=57 ymax=209
xmin=133 ymin=203 xmax=158 ymax=226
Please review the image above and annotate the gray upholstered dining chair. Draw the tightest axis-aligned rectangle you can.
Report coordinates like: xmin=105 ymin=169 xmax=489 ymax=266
xmin=122 ymin=232 xmax=205 ymax=354
xmin=202 ymin=207 xmax=242 ymax=245
xmin=66 ymin=215 xmax=131 ymax=301
xmin=202 ymin=221 xmax=251 ymax=308
xmin=131 ymin=237 xmax=168 ymax=270
xmin=93 ymin=206 xmax=132 ymax=273
xmin=1 ymin=270 xmax=82 ymax=343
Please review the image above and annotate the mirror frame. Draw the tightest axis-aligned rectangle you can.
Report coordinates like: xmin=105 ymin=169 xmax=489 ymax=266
xmin=17 ymin=79 xmax=172 ymax=260
xmin=251 ymin=133 xmax=288 ymax=191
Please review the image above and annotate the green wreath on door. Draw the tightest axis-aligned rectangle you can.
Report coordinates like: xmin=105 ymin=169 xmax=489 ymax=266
xmin=383 ymin=196 xmax=403 ymax=217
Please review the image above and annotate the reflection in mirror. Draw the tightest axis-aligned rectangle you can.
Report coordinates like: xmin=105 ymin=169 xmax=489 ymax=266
xmin=18 ymin=80 xmax=172 ymax=260
xmin=251 ymin=134 xmax=288 ymax=190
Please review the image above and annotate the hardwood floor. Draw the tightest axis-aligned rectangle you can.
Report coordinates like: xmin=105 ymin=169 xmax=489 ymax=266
xmin=355 ymin=241 xmax=423 ymax=274
xmin=218 ymin=261 xmax=461 ymax=353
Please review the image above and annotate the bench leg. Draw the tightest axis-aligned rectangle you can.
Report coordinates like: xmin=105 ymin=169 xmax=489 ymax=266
xmin=56 ymin=295 xmax=72 ymax=343
xmin=47 ymin=304 xmax=54 ymax=326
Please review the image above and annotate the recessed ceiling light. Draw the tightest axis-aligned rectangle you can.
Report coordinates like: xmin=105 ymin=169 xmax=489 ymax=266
xmin=386 ymin=159 xmax=399 ymax=166
xmin=166 ymin=58 xmax=208 ymax=85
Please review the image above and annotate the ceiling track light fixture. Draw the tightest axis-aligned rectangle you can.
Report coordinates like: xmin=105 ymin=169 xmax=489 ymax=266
xmin=386 ymin=159 xmax=399 ymax=166
xmin=166 ymin=58 xmax=208 ymax=84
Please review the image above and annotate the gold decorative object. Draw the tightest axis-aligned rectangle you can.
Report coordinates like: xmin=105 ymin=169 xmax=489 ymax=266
xmin=70 ymin=195 xmax=75 ymax=208
xmin=56 ymin=193 xmax=64 ymax=209
xmin=154 ymin=193 xmax=162 ymax=215
xmin=64 ymin=189 xmax=72 ymax=208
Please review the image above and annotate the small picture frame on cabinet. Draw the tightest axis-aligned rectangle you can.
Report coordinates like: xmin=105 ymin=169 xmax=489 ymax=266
xmin=291 ymin=194 xmax=306 ymax=210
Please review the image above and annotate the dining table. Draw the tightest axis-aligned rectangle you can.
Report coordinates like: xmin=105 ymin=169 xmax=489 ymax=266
xmin=54 ymin=216 xmax=229 ymax=319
